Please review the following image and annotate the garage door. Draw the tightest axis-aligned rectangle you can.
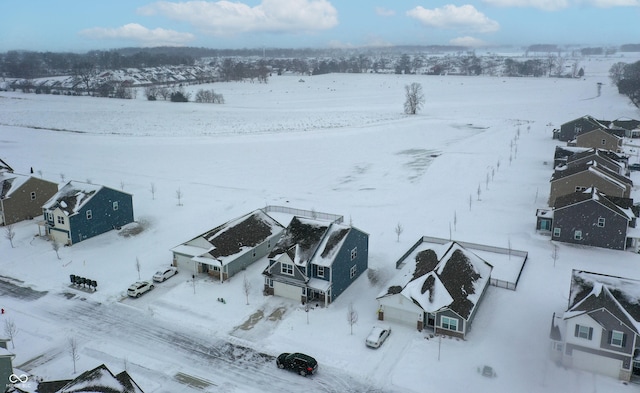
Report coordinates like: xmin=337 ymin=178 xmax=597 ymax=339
xmin=571 ymin=349 xmax=622 ymax=378
xmin=174 ymin=253 xmax=197 ymax=273
xmin=382 ymin=306 xmax=420 ymax=327
xmin=274 ymin=281 xmax=302 ymax=301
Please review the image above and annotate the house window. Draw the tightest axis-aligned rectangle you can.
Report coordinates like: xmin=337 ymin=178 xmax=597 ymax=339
xmin=57 ymin=215 xmax=65 ymax=225
xmin=351 ymin=247 xmax=357 ymax=260
xmin=86 ymin=210 xmax=92 ymax=220
xmin=350 ymin=265 xmax=357 ymax=279
xmin=597 ymin=218 xmax=605 ymax=227
xmin=575 ymin=186 xmax=587 ymax=192
xmin=30 ymin=191 xmax=36 ymax=200
xmin=610 ymin=331 xmax=625 ymax=347
xmin=281 ymin=263 xmax=293 ymax=276
xmin=317 ymin=266 xmax=325 ymax=278
xmin=553 ymin=228 xmax=561 ymax=237
xmin=574 ymin=230 xmax=582 ymax=240
xmin=441 ymin=316 xmax=458 ymax=331
xmin=252 ymin=250 xmax=256 ymax=257
xmin=113 ymin=201 xmax=119 ymax=211
xmin=575 ymin=324 xmax=593 ymax=340
xmin=552 ymin=342 xmax=563 ymax=352
xmin=47 ymin=212 xmax=53 ymax=221
xmin=601 ymin=139 xmax=606 ymax=145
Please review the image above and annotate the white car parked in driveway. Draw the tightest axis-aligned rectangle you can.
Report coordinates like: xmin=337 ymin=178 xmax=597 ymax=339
xmin=127 ymin=281 xmax=154 ymax=298
xmin=365 ymin=325 xmax=391 ymax=348
xmin=152 ymin=266 xmax=178 ymax=282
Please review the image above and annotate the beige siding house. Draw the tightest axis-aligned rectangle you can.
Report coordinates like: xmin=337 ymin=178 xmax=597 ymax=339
xmin=548 ymin=163 xmax=632 ymax=207
xmin=0 ymin=173 xmax=58 ymax=225
xmin=574 ymin=128 xmax=623 ymax=152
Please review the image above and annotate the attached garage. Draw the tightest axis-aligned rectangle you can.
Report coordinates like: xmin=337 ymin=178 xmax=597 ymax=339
xmin=274 ymin=281 xmax=303 ymax=302
xmin=570 ymin=349 xmax=623 ymax=379
xmin=378 ymin=295 xmax=423 ymax=327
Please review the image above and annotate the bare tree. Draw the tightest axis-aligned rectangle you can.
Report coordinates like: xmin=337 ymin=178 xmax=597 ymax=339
xmin=4 ymin=224 xmax=15 ymax=248
xmin=69 ymin=337 xmax=79 ymax=373
xmin=243 ymin=274 xmax=251 ymax=305
xmin=394 ymin=222 xmax=403 ymax=242
xmin=469 ymin=194 xmax=472 ymax=211
xmin=609 ymin=62 xmax=627 ymax=86
xmin=37 ymin=169 xmax=43 ymax=178
xmin=477 ymin=184 xmax=482 ymax=201
xmin=150 ymin=183 xmax=156 ymax=200
xmin=453 ymin=211 xmax=457 ymax=231
xmin=136 ymin=257 xmax=141 ymax=280
xmin=52 ymin=240 xmax=61 ymax=259
xmin=404 ymin=82 xmax=424 ymax=115
xmin=60 ymin=173 xmax=66 ymax=183
xmin=551 ymin=243 xmax=559 ymax=267
xmin=4 ymin=318 xmax=18 ymax=349
xmin=347 ymin=302 xmax=358 ymax=335
xmin=120 ymin=180 xmax=125 ymax=190
xmin=176 ymin=188 xmax=183 ymax=206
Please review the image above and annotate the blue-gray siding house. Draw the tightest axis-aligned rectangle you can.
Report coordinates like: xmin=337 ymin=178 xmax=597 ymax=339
xmin=262 ymin=216 xmax=369 ymax=307
xmin=42 ymin=181 xmax=134 ymax=245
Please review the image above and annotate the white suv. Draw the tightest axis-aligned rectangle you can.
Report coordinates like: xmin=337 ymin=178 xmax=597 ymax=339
xmin=127 ymin=281 xmax=154 ymax=298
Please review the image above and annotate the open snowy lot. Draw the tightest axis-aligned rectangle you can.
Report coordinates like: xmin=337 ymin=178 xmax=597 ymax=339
xmin=1 ymin=53 xmax=640 ymax=393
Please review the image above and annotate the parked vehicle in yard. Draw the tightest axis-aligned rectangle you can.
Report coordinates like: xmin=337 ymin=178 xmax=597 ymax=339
xmin=629 ymin=163 xmax=640 ymax=172
xmin=153 ymin=266 xmax=178 ymax=282
xmin=365 ymin=325 xmax=391 ymax=348
xmin=127 ymin=281 xmax=154 ymax=298
xmin=276 ymin=353 xmax=318 ymax=376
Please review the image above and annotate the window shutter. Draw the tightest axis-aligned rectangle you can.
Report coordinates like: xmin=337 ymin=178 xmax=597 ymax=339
xmin=588 ymin=327 xmax=593 ymax=340
xmin=608 ymin=330 xmax=612 ymax=344
xmin=574 ymin=325 xmax=579 ymax=337
xmin=622 ymin=333 xmax=627 ymax=347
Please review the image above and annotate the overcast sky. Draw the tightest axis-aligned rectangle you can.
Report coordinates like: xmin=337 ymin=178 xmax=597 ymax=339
xmin=1 ymin=0 xmax=639 ymax=52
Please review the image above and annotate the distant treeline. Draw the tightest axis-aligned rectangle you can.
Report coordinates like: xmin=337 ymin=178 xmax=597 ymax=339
xmin=611 ymin=61 xmax=640 ymax=107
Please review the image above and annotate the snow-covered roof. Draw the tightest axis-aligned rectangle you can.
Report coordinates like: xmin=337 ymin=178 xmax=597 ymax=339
xmin=268 ymin=216 xmax=332 ymax=266
xmin=42 ymin=180 xmax=104 ymax=216
xmin=553 ymin=187 xmax=635 ymax=220
xmin=53 ymin=364 xmax=144 ymax=393
xmin=0 ymin=172 xmax=31 ymax=199
xmin=175 ymin=209 xmax=284 ymax=266
xmin=379 ymin=241 xmax=492 ymax=319
xmin=565 ymin=270 xmax=640 ymax=334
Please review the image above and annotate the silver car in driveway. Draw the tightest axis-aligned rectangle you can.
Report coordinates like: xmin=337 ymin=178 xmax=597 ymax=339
xmin=365 ymin=325 xmax=391 ymax=348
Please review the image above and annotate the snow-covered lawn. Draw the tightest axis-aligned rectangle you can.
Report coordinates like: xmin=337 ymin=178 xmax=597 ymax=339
xmin=1 ymin=53 xmax=640 ymax=393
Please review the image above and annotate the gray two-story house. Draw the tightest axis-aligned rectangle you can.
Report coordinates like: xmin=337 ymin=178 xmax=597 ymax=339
xmin=550 ymin=188 xmax=637 ymax=251
xmin=550 ymin=270 xmax=640 ymax=381
xmin=556 ymin=115 xmax=609 ymax=142
xmin=262 ymin=216 xmax=369 ymax=307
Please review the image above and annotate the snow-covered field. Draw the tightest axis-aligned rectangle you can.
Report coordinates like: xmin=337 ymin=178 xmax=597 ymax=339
xmin=1 ymin=53 xmax=640 ymax=393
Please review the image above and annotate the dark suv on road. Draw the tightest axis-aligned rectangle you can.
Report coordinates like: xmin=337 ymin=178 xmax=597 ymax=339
xmin=276 ymin=352 xmax=318 ymax=376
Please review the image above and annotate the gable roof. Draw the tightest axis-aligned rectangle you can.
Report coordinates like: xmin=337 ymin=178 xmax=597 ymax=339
xmin=379 ymin=242 xmax=492 ymax=320
xmin=268 ymin=216 xmax=332 ymax=266
xmin=551 ymin=161 xmax=632 ymax=189
xmin=175 ymin=209 xmax=284 ymax=265
xmin=566 ymin=148 xmax=624 ymax=171
xmin=42 ymin=181 xmax=125 ymax=216
xmin=0 ymin=157 xmax=13 ymax=173
xmin=563 ymin=115 xmax=609 ymax=131
xmin=565 ymin=270 xmax=640 ymax=335
xmin=50 ymin=363 xmax=144 ymax=393
xmin=0 ymin=173 xmax=32 ymax=199
xmin=553 ymin=187 xmax=635 ymax=220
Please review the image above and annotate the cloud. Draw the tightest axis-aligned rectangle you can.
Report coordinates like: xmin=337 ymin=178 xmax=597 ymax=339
xmin=375 ymin=6 xmax=396 ymax=16
xmin=138 ymin=0 xmax=338 ymax=35
xmin=449 ymin=36 xmax=487 ymax=47
xmin=80 ymin=23 xmax=195 ymax=46
xmin=482 ymin=0 xmax=638 ymax=10
xmin=407 ymin=5 xmax=500 ymax=33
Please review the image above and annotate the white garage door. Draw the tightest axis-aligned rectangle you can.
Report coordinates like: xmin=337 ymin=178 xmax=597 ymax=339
xmin=571 ymin=349 xmax=622 ymax=378
xmin=174 ymin=253 xmax=197 ymax=273
xmin=383 ymin=306 xmax=419 ymax=327
xmin=274 ymin=281 xmax=302 ymax=301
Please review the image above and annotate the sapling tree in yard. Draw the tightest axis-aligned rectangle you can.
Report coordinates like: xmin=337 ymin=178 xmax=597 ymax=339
xmin=477 ymin=184 xmax=481 ymax=201
xmin=243 ymin=274 xmax=251 ymax=305
xmin=176 ymin=188 xmax=183 ymax=206
xmin=395 ymin=222 xmax=403 ymax=242
xmin=4 ymin=224 xmax=15 ymax=248
xmin=4 ymin=318 xmax=18 ymax=348
xmin=52 ymin=240 xmax=61 ymax=259
xmin=347 ymin=302 xmax=358 ymax=335
xmin=60 ymin=173 xmax=66 ymax=183
xmin=136 ymin=257 xmax=141 ymax=280
xmin=551 ymin=243 xmax=559 ymax=267
xmin=150 ymin=182 xmax=156 ymax=200
xmin=69 ymin=337 xmax=79 ymax=373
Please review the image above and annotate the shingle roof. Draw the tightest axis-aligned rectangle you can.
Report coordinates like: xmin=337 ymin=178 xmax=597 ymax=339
xmin=42 ymin=180 xmax=104 ymax=216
